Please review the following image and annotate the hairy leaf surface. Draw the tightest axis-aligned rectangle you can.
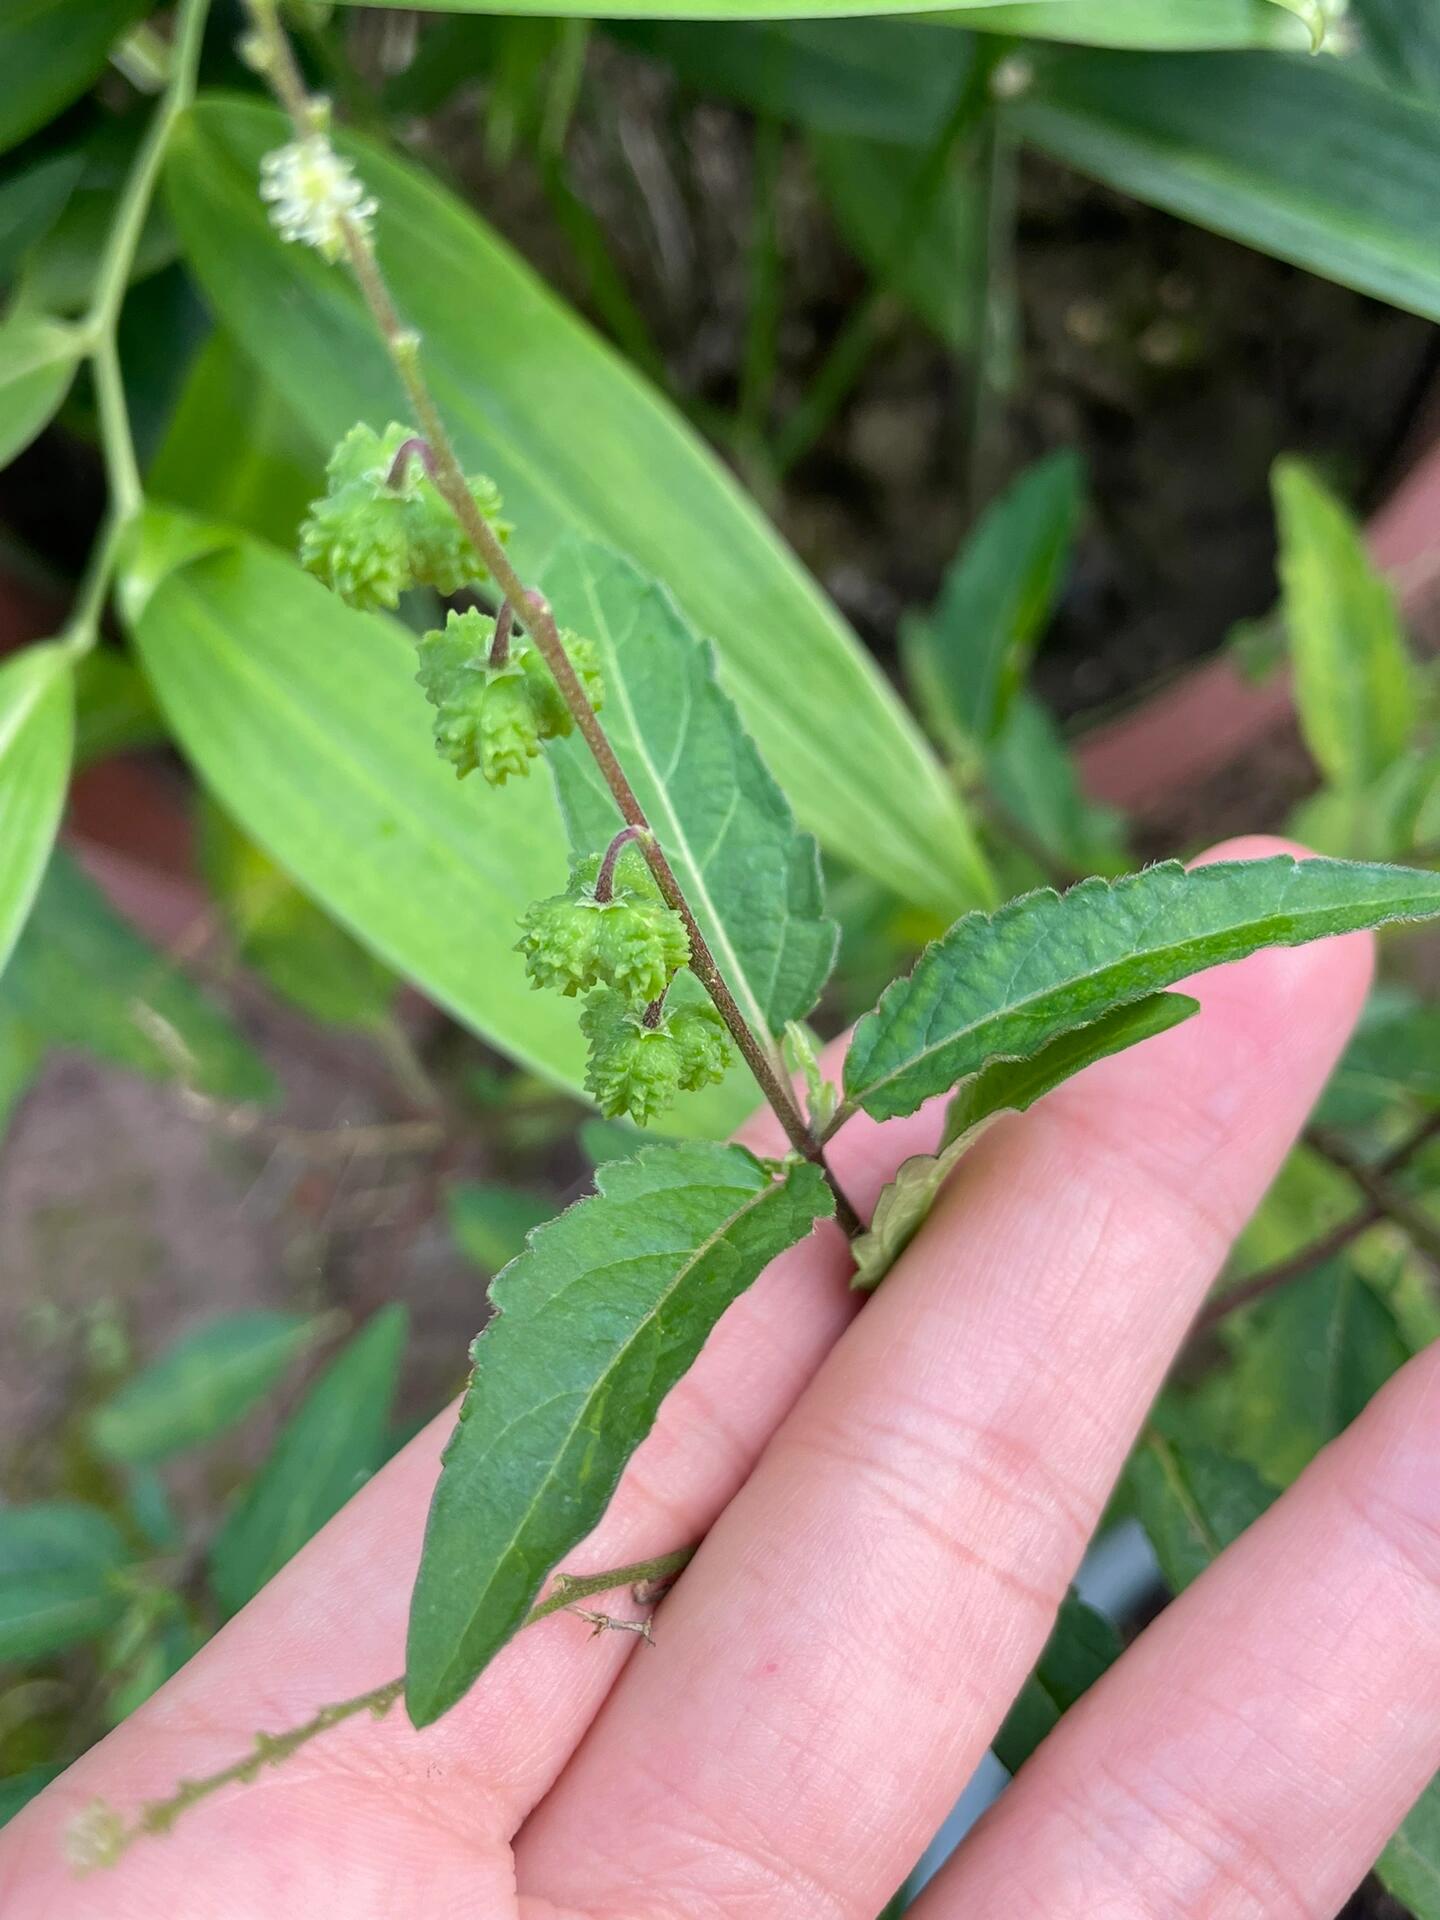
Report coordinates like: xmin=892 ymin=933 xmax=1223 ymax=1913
xmin=166 ymin=97 xmax=988 ymax=917
xmin=210 ymin=1307 xmax=407 ymax=1615
xmin=1273 ymin=459 xmax=1415 ymax=792
xmin=544 ymin=535 xmax=838 ymax=1038
xmin=0 ymin=643 xmax=72 ymax=978
xmin=406 ymin=1143 xmax=831 ymax=1726
xmin=853 ymin=993 xmax=1197 ymax=1288
xmin=843 ymin=856 xmax=1440 ymax=1124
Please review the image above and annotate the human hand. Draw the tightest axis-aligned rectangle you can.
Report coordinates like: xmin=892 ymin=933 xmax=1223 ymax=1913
xmin=5 ymin=837 xmax=1436 ymax=1920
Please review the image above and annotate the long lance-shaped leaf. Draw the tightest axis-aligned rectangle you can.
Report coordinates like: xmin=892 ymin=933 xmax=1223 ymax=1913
xmin=852 ymin=992 xmax=1197 ymax=1289
xmin=543 ymin=535 xmax=838 ymax=1040
xmin=1008 ymin=48 xmax=1440 ymax=323
xmin=0 ymin=643 xmax=72 ymax=978
xmin=164 ymin=97 xmax=989 ymax=918
xmin=406 ymin=1142 xmax=832 ymax=1727
xmin=842 ymin=856 xmax=1440 ymax=1125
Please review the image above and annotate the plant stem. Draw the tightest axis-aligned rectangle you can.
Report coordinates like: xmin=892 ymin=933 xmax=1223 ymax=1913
xmin=1307 ymin=1124 xmax=1440 ymax=1269
xmin=1195 ymin=1113 xmax=1440 ymax=1333
xmin=242 ymin=0 xmax=862 ymax=1239
xmin=63 ymin=0 xmax=212 ymax=651
xmin=85 ymin=1548 xmax=696 ymax=1863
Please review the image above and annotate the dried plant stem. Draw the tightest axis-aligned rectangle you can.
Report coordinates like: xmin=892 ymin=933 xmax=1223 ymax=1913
xmin=241 ymin=0 xmax=860 ymax=1238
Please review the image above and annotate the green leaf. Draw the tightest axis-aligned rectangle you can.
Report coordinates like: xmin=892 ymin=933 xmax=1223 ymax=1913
xmin=992 ymin=1590 xmax=1122 ymax=1774
xmin=1357 ymin=0 xmax=1440 ymax=100
xmin=544 ymin=534 xmax=838 ymax=1039
xmin=406 ymin=1142 xmax=831 ymax=1726
xmin=447 ymin=1182 xmax=555 ymax=1275
xmin=148 ymin=327 xmax=323 ymax=552
xmin=843 ymin=855 xmax=1440 ymax=1125
xmin=3 ymin=848 xmax=275 ymax=1101
xmin=0 ymin=1004 xmax=42 ymax=1140
xmin=0 ymin=150 xmax=85 ymax=280
xmin=209 ymin=1306 xmax=407 ymax=1616
xmin=958 ymin=1 xmax=1319 ymax=47
xmin=197 ymin=800 xmax=397 ymax=1032
xmin=0 ymin=312 xmax=82 ymax=470
xmin=15 ymin=117 xmax=176 ymax=316
xmin=810 ymin=131 xmax=984 ymax=352
xmin=1318 ymin=990 xmax=1440 ymax=1128
xmin=166 ymin=96 xmax=987 ymax=919
xmin=0 ymin=1502 xmax=130 ymax=1661
xmin=983 ymin=694 xmax=1129 ymax=878
xmin=1203 ymin=1262 xmax=1411 ymax=1486
xmin=1127 ymin=1432 xmax=1277 ymax=1592
xmin=0 ymin=0 xmax=147 ymax=158
xmin=0 ymin=1764 xmax=64 ymax=1828
xmin=71 ymin=646 xmax=165 ymax=766
xmin=347 ymin=0 xmax=1311 ymax=42
xmin=89 ymin=1310 xmax=325 ymax=1466
xmin=1273 ymin=458 xmax=1415 ymax=792
xmin=613 ymin=19 xmax=975 ymax=144
xmin=0 ymin=643 xmax=72 ymax=978
xmin=127 ymin=513 xmax=594 ymax=1099
xmin=1010 ymin=49 xmax=1440 ymax=322
xmin=852 ymin=993 xmax=1198 ymax=1289
xmin=914 ymin=451 xmax=1083 ymax=746
xmin=1380 ymin=1774 xmax=1440 ymax=1919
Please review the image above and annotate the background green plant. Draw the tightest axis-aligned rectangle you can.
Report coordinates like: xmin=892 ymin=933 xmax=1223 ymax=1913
xmin=1 ymin=1 xmax=1439 ymax=1912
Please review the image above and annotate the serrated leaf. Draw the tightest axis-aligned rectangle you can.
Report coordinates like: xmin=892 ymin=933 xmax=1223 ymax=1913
xmin=209 ymin=1306 xmax=407 ymax=1616
xmin=1273 ymin=458 xmax=1415 ymax=793
xmin=1009 ymin=49 xmax=1440 ymax=322
xmin=992 ymin=1590 xmax=1122 ymax=1775
xmin=406 ymin=1142 xmax=831 ymax=1726
xmin=842 ymin=855 xmax=1440 ymax=1125
xmin=2 ymin=848 xmax=275 ymax=1101
xmin=852 ymin=992 xmax=1197 ymax=1289
xmin=1127 ymin=1432 xmax=1277 ymax=1592
xmin=89 ymin=1311 xmax=326 ymax=1466
xmin=165 ymin=97 xmax=987 ymax=919
xmin=543 ymin=534 xmax=839 ymax=1039
xmin=0 ymin=643 xmax=72 ymax=979
xmin=0 ymin=1502 xmax=130 ymax=1661
xmin=912 ymin=451 xmax=1083 ymax=746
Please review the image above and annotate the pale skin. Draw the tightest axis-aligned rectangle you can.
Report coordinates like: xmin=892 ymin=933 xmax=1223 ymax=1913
xmin=6 ymin=835 xmax=1439 ymax=1920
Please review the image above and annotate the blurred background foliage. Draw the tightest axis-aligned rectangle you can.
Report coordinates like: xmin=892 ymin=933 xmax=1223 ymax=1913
xmin=0 ymin=3 xmax=1438 ymax=1907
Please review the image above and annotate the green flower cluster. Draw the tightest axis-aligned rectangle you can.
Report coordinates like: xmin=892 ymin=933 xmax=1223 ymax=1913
xmin=299 ymin=422 xmax=509 ymax=611
xmin=518 ymin=841 xmax=732 ymax=1122
xmin=415 ymin=609 xmax=604 ymax=786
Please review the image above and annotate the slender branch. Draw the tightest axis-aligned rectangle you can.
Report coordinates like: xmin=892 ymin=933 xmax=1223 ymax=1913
xmin=1195 ymin=1113 xmax=1440 ymax=1333
xmin=241 ymin=0 xmax=862 ymax=1239
xmin=73 ymin=1548 xmax=697 ymax=1868
xmin=62 ymin=0 xmax=212 ymax=651
xmin=1307 ymin=1124 xmax=1440 ymax=1269
xmin=594 ymin=824 xmax=645 ymax=904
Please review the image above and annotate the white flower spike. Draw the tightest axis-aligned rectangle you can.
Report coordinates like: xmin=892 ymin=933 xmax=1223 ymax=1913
xmin=259 ymin=132 xmax=377 ymax=262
